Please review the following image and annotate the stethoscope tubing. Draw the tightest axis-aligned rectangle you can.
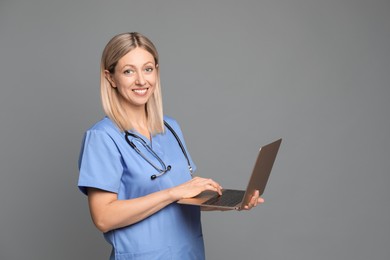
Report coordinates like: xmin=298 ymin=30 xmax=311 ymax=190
xmin=126 ymin=136 xmax=169 ymax=174
xmin=163 ymin=121 xmax=193 ymax=174
xmin=124 ymin=121 xmax=192 ymax=180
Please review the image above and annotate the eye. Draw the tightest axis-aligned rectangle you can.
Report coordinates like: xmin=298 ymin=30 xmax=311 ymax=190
xmin=124 ymin=69 xmax=134 ymax=75
xmin=144 ymin=67 xmax=154 ymax=73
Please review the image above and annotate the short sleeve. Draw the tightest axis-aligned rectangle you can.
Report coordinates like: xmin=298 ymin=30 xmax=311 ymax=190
xmin=78 ymin=130 xmax=124 ymax=195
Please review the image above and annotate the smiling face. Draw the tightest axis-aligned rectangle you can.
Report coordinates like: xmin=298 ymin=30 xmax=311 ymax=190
xmin=105 ymin=47 xmax=157 ymax=111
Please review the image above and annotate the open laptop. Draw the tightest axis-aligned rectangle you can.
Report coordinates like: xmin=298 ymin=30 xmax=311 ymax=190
xmin=177 ymin=138 xmax=282 ymax=210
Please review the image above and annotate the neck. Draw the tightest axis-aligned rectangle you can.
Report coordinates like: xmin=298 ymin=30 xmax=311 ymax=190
xmin=122 ymin=103 xmax=150 ymax=137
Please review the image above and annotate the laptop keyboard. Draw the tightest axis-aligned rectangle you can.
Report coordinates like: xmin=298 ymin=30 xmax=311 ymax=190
xmin=202 ymin=189 xmax=245 ymax=207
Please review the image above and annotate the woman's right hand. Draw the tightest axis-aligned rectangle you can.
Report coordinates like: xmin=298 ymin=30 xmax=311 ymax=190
xmin=168 ymin=176 xmax=223 ymax=201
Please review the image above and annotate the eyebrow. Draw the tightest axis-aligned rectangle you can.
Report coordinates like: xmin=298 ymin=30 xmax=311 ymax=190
xmin=120 ymin=62 xmax=155 ymax=70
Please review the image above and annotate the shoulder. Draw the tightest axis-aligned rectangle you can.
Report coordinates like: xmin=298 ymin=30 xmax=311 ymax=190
xmin=88 ymin=117 xmax=120 ymax=132
xmin=85 ymin=117 xmax=122 ymax=137
xmin=163 ymin=115 xmax=182 ymax=132
xmin=82 ymin=117 xmax=123 ymax=147
xmin=163 ymin=115 xmax=190 ymax=141
xmin=163 ymin=115 xmax=178 ymax=126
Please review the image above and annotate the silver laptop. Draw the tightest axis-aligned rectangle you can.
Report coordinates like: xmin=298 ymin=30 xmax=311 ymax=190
xmin=177 ymin=138 xmax=282 ymax=210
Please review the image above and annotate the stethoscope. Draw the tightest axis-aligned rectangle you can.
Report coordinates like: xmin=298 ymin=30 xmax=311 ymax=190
xmin=124 ymin=121 xmax=193 ymax=180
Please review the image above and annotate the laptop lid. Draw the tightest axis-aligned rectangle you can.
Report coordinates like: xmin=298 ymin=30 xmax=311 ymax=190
xmin=239 ymin=138 xmax=282 ymax=208
xmin=177 ymin=138 xmax=282 ymax=210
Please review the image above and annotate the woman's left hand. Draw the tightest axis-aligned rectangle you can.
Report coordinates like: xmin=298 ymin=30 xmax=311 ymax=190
xmin=241 ymin=190 xmax=264 ymax=210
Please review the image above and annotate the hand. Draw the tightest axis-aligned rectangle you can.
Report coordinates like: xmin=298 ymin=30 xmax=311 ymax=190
xmin=241 ymin=190 xmax=264 ymax=210
xmin=169 ymin=176 xmax=223 ymax=201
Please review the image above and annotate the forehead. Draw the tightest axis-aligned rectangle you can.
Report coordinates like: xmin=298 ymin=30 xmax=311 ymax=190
xmin=117 ymin=47 xmax=155 ymax=67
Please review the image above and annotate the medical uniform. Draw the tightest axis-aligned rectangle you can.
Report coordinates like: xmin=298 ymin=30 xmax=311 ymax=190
xmin=78 ymin=116 xmax=205 ymax=260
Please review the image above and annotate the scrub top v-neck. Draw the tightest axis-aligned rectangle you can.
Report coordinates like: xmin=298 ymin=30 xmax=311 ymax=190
xmin=78 ymin=116 xmax=205 ymax=260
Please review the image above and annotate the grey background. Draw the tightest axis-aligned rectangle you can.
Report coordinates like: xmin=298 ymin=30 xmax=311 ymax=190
xmin=0 ymin=0 xmax=389 ymax=259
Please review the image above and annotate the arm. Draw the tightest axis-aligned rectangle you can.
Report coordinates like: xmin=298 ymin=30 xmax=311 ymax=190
xmin=88 ymin=176 xmax=222 ymax=233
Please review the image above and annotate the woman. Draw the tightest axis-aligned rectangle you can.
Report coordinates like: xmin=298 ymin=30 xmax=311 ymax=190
xmin=78 ymin=32 xmax=263 ymax=260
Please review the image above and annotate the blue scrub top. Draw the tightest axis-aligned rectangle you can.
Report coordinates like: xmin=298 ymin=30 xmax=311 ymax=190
xmin=78 ymin=116 xmax=205 ymax=260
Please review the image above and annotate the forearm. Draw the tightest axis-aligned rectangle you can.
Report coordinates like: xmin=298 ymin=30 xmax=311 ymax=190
xmin=88 ymin=177 xmax=223 ymax=233
xmin=89 ymin=188 xmax=177 ymax=233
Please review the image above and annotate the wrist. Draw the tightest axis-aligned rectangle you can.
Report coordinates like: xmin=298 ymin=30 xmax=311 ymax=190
xmin=167 ymin=187 xmax=181 ymax=201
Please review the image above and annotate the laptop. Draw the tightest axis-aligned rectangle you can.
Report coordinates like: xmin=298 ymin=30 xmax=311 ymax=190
xmin=177 ymin=138 xmax=282 ymax=210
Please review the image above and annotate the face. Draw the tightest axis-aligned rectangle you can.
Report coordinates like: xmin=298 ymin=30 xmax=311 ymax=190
xmin=106 ymin=47 xmax=157 ymax=111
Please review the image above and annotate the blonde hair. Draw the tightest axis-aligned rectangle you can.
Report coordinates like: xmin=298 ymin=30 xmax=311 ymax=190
xmin=100 ymin=32 xmax=164 ymax=134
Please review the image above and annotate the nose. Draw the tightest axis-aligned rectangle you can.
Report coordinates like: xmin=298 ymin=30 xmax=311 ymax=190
xmin=135 ymin=71 xmax=146 ymax=86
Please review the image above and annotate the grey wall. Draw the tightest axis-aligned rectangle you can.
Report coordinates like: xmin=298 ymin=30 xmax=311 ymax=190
xmin=1 ymin=0 xmax=389 ymax=259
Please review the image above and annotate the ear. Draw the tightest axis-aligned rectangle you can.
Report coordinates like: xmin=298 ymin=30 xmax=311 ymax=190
xmin=104 ymin=70 xmax=116 ymax=88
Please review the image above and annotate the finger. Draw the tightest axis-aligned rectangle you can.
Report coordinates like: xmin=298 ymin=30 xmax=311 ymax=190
xmin=249 ymin=197 xmax=264 ymax=209
xmin=205 ymin=183 xmax=222 ymax=195
xmin=244 ymin=193 xmax=259 ymax=210
xmin=253 ymin=199 xmax=258 ymax=207
xmin=252 ymin=190 xmax=260 ymax=207
xmin=207 ymin=178 xmax=222 ymax=189
xmin=203 ymin=178 xmax=223 ymax=195
xmin=249 ymin=195 xmax=257 ymax=208
xmin=253 ymin=192 xmax=260 ymax=207
xmin=245 ymin=201 xmax=254 ymax=210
